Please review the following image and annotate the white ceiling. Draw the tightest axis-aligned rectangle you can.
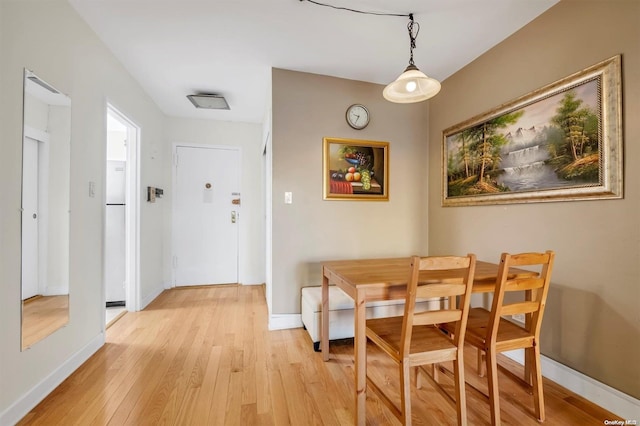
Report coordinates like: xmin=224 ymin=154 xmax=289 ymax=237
xmin=69 ymin=0 xmax=558 ymax=124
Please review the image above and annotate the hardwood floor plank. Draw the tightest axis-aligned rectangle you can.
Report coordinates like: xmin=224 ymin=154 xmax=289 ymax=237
xmin=185 ymin=344 xmax=222 ymax=424
xmin=210 ymin=365 xmax=231 ymax=425
xmin=18 ymin=285 xmax=623 ymax=426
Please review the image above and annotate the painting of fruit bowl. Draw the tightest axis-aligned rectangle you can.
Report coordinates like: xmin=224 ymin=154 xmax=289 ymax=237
xmin=323 ymin=137 xmax=389 ymax=201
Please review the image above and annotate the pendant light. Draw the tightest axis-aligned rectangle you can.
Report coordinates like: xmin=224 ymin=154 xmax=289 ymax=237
xmin=383 ymin=14 xmax=441 ymax=103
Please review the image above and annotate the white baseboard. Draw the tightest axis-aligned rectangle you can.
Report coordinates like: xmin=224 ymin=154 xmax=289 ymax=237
xmin=268 ymin=314 xmax=302 ymax=330
xmin=140 ymin=286 xmax=164 ymax=310
xmin=0 ymin=333 xmax=105 ymax=426
xmin=44 ymin=285 xmax=68 ymax=296
xmin=504 ymin=350 xmax=640 ymax=420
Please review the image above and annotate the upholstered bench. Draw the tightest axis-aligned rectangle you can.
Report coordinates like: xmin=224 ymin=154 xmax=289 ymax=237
xmin=301 ymin=285 xmax=441 ymax=351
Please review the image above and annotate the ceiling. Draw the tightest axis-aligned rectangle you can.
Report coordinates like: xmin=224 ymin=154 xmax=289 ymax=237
xmin=68 ymin=0 xmax=559 ymax=124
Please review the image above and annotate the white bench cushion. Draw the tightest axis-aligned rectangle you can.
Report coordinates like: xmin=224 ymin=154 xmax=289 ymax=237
xmin=302 ymin=285 xmax=413 ymax=311
xmin=301 ymin=285 xmax=442 ymax=349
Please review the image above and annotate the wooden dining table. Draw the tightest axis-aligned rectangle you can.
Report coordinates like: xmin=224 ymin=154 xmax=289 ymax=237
xmin=320 ymin=257 xmax=538 ymax=426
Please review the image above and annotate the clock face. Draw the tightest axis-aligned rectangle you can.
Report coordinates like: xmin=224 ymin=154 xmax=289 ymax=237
xmin=346 ymin=104 xmax=370 ymax=129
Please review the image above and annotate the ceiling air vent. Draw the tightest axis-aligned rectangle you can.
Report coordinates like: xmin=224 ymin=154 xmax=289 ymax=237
xmin=187 ymin=94 xmax=230 ymax=110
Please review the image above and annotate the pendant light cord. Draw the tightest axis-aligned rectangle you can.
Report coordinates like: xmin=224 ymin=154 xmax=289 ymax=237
xmin=300 ymin=0 xmax=418 ymax=63
xmin=300 ymin=0 xmax=410 ymax=18
xmin=408 ymin=13 xmax=419 ymax=66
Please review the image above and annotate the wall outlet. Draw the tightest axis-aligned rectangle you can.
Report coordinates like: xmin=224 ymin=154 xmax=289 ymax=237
xmin=512 ymin=313 xmax=525 ymax=324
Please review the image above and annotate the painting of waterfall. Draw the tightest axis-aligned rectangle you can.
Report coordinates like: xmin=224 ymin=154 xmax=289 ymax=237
xmin=442 ymin=55 xmax=623 ymax=206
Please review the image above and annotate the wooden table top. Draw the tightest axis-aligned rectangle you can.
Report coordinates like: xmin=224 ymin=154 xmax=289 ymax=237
xmin=322 ymin=257 xmax=537 ymax=293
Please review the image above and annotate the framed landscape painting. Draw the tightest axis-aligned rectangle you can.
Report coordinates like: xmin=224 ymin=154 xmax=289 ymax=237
xmin=443 ymin=55 xmax=622 ymax=206
xmin=323 ymin=137 xmax=389 ymax=201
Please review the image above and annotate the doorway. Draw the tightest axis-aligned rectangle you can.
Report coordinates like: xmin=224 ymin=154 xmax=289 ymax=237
xmin=172 ymin=145 xmax=241 ymax=286
xmin=21 ymin=130 xmax=49 ymax=300
xmin=104 ymin=105 xmax=139 ymax=325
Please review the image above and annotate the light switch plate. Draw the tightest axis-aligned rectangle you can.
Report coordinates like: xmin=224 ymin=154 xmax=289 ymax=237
xmin=284 ymin=192 xmax=292 ymax=204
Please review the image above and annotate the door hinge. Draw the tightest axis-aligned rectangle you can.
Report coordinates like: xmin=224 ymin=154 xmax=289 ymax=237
xmin=173 ymin=255 xmax=178 ymax=269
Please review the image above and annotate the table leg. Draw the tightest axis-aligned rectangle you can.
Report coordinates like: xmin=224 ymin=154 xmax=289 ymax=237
xmin=354 ymin=290 xmax=366 ymax=426
xmin=321 ymin=272 xmax=330 ymax=361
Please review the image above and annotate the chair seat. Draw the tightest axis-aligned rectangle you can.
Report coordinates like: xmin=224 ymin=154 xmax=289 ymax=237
xmin=367 ymin=316 xmax=458 ymax=364
xmin=440 ymin=308 xmax=535 ymax=349
xmin=465 ymin=308 xmax=535 ymax=350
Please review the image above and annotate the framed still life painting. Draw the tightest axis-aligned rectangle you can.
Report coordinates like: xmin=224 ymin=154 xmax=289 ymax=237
xmin=323 ymin=137 xmax=389 ymax=201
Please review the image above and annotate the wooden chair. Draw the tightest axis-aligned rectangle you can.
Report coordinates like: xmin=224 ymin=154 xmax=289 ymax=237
xmin=365 ymin=254 xmax=476 ymax=425
xmin=464 ymin=251 xmax=555 ymax=425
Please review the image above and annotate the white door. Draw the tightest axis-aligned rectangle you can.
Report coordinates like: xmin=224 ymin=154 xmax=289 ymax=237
xmin=22 ymin=137 xmax=39 ymax=300
xmin=173 ymin=146 xmax=240 ymax=286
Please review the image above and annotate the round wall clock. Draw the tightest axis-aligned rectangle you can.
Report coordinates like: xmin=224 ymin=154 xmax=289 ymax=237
xmin=346 ymin=104 xmax=370 ymax=130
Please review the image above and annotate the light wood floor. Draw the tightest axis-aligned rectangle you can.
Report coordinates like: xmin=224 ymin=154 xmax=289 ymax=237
xmin=22 ymin=295 xmax=69 ymax=350
xmin=19 ymin=285 xmax=620 ymax=425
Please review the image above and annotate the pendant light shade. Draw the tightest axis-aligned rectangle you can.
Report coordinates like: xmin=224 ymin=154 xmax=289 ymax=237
xmin=384 ymin=14 xmax=440 ymax=103
xmin=383 ymin=64 xmax=441 ymax=103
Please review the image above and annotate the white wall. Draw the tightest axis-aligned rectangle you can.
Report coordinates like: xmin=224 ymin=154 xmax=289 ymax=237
xmin=163 ymin=118 xmax=265 ymax=286
xmin=45 ymin=105 xmax=71 ymax=295
xmin=0 ymin=0 xmax=166 ymax=422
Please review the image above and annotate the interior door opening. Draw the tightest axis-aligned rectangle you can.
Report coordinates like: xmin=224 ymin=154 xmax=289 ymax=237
xmin=21 ymin=132 xmax=48 ymax=301
xmin=105 ymin=105 xmax=139 ymax=325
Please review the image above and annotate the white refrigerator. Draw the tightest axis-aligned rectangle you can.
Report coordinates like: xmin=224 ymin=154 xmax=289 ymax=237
xmin=105 ymin=160 xmax=126 ymax=305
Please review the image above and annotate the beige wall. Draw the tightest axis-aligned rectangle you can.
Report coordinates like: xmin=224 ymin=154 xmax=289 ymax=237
xmin=271 ymin=69 xmax=430 ymax=314
xmin=428 ymin=0 xmax=639 ymax=398
xmin=0 ymin=0 xmax=166 ymax=419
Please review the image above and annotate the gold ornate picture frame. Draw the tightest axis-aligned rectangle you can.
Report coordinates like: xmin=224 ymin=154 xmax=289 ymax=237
xmin=443 ymin=55 xmax=623 ymax=206
xmin=323 ymin=137 xmax=389 ymax=201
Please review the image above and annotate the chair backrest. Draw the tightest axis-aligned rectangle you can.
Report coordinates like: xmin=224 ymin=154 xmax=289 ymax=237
xmin=400 ymin=254 xmax=477 ymax=357
xmin=487 ymin=251 xmax=555 ymax=346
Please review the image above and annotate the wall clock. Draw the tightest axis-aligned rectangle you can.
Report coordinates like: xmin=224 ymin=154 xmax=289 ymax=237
xmin=346 ymin=104 xmax=370 ymax=130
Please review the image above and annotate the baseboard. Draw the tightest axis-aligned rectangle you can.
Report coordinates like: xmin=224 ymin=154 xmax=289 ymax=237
xmin=140 ymin=286 xmax=164 ymax=310
xmin=504 ymin=350 xmax=640 ymax=420
xmin=44 ymin=285 xmax=68 ymax=296
xmin=0 ymin=333 xmax=105 ymax=426
xmin=268 ymin=314 xmax=302 ymax=331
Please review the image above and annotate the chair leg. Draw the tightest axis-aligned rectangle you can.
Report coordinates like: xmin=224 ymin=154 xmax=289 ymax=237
xmin=415 ymin=366 xmax=422 ymax=389
xmin=477 ymin=348 xmax=486 ymax=377
xmin=530 ymin=345 xmax=546 ymax=422
xmin=524 ymin=346 xmax=533 ymax=385
xmin=400 ymin=361 xmax=412 ymax=425
xmin=485 ymin=349 xmax=501 ymax=426
xmin=453 ymin=353 xmax=468 ymax=426
xmin=433 ymin=363 xmax=440 ymax=383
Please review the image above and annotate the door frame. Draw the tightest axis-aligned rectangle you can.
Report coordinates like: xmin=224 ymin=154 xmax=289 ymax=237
xmin=22 ymin=126 xmax=50 ymax=299
xmin=171 ymin=143 xmax=242 ymax=287
xmin=105 ymin=103 xmax=140 ymax=314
